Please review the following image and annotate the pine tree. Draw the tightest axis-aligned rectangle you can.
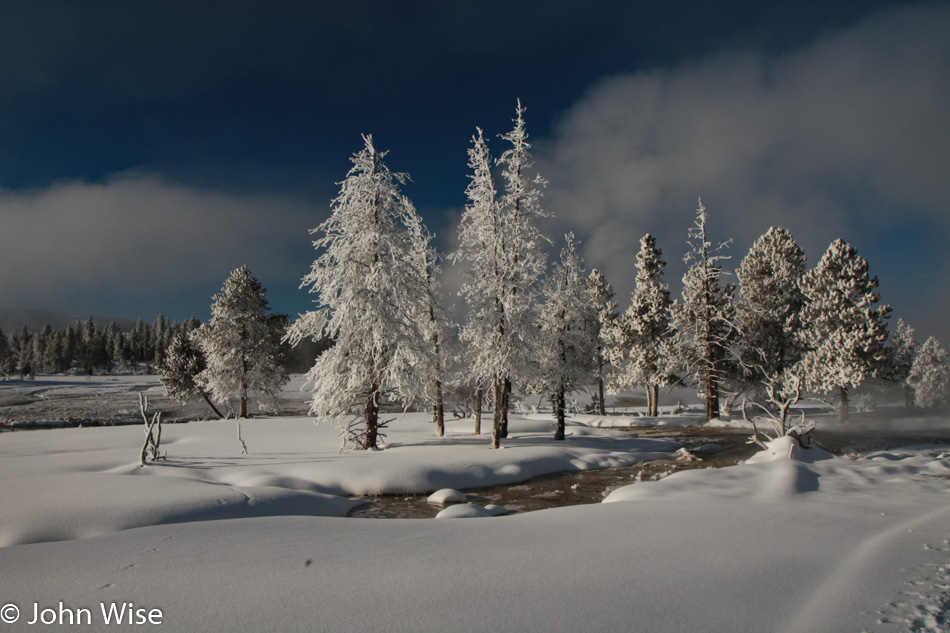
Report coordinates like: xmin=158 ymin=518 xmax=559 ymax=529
xmin=13 ymin=326 xmax=34 ymax=379
xmin=0 ymin=328 xmax=12 ymax=379
xmin=672 ymin=200 xmax=738 ymax=420
xmin=32 ymin=325 xmax=51 ymax=375
xmin=797 ymin=239 xmax=890 ymax=422
xmin=906 ymin=336 xmax=949 ymax=408
xmin=889 ymin=318 xmax=920 ymax=406
xmin=152 ymin=314 xmax=169 ymax=366
xmin=417 ymin=235 xmax=452 ymax=437
xmin=130 ymin=319 xmax=150 ymax=371
xmin=495 ymin=100 xmax=550 ymax=438
xmin=587 ymin=269 xmax=617 ymax=415
xmin=537 ymin=234 xmax=599 ymax=440
xmin=451 ymin=106 xmax=550 ymax=449
xmin=158 ymin=330 xmax=225 ymax=418
xmin=194 ymin=265 xmax=289 ymax=418
xmin=736 ymin=227 xmax=806 ymax=391
xmin=610 ymin=234 xmax=675 ymax=417
xmin=287 ymin=135 xmax=432 ymax=450
xmin=452 ymin=127 xmax=505 ymax=443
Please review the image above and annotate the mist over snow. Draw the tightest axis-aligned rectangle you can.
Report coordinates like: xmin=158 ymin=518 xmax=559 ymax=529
xmin=533 ymin=2 xmax=950 ymax=343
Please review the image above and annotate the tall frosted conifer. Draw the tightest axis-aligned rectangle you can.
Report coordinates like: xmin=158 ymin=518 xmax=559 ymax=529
xmin=906 ymin=336 xmax=949 ymax=408
xmin=587 ymin=268 xmax=617 ymax=415
xmin=889 ymin=319 xmax=920 ymax=406
xmin=797 ymin=239 xmax=890 ymax=422
xmin=452 ymin=101 xmax=549 ymax=449
xmin=610 ymin=234 xmax=675 ymax=417
xmin=495 ymin=99 xmax=549 ymax=439
xmin=736 ymin=226 xmax=806 ymax=390
xmin=537 ymin=234 xmax=598 ymax=440
xmin=288 ymin=135 xmax=432 ymax=450
xmin=672 ymin=200 xmax=738 ymax=420
xmin=415 ymin=225 xmax=452 ymax=437
xmin=194 ymin=266 xmax=289 ymax=418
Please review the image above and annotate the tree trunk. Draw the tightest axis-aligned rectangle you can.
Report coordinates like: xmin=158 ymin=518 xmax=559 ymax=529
xmin=434 ymin=378 xmax=444 ymax=437
xmin=474 ymin=387 xmax=483 ymax=435
xmin=500 ymin=377 xmax=511 ymax=438
xmin=492 ymin=378 xmax=503 ymax=449
xmin=645 ymin=384 xmax=653 ymax=417
xmin=554 ymin=387 xmax=566 ymax=440
xmin=202 ymin=393 xmax=226 ymax=420
xmin=240 ymin=357 xmax=248 ymax=419
xmin=705 ymin=364 xmax=719 ymax=420
xmin=597 ymin=374 xmax=606 ymax=416
xmin=597 ymin=353 xmax=606 ymax=415
xmin=652 ymin=384 xmax=659 ymax=417
xmin=365 ymin=386 xmax=380 ymax=450
xmin=839 ymin=385 xmax=849 ymax=423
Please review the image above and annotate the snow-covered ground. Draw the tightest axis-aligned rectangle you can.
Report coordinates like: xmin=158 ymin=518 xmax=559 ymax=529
xmin=0 ymin=376 xmax=948 ymax=632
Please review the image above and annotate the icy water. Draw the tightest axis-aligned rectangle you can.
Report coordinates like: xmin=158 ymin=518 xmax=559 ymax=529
xmin=348 ymin=425 xmax=950 ymax=519
xmin=348 ymin=428 xmax=758 ymax=519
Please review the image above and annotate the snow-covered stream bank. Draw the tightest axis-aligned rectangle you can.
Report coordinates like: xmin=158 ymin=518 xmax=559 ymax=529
xmin=1 ymin=376 xmax=949 ymax=632
xmin=350 ymin=430 xmax=759 ymax=518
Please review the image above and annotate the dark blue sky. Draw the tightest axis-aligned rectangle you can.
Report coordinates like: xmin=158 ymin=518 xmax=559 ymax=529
xmin=1 ymin=0 xmax=948 ymax=343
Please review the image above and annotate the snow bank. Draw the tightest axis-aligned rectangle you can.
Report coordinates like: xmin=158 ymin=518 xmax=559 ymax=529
xmin=3 ymin=383 xmax=950 ymax=633
xmin=1 ymin=443 xmax=948 ymax=633
xmin=427 ymin=489 xmax=467 ymax=505
xmin=0 ymin=413 xmax=678 ymax=546
xmin=745 ymin=435 xmax=835 ymax=464
xmin=434 ymin=503 xmax=508 ymax=519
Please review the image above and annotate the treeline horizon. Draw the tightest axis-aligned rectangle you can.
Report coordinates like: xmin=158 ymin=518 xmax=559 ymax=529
xmin=0 ymin=314 xmax=328 ymax=379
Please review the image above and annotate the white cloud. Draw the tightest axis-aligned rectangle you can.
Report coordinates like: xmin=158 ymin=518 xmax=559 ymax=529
xmin=534 ymin=1 xmax=950 ymax=341
xmin=0 ymin=174 xmax=320 ymax=314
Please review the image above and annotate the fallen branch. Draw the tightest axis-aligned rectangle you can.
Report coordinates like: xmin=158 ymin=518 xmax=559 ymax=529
xmin=139 ymin=393 xmax=165 ymax=466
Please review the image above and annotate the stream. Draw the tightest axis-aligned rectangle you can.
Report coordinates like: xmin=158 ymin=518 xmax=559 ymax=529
xmin=347 ymin=425 xmax=950 ymax=519
xmin=348 ymin=428 xmax=759 ymax=519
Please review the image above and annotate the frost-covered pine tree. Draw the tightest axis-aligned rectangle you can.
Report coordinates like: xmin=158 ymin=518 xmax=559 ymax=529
xmin=672 ymin=200 xmax=739 ymax=420
xmin=537 ymin=234 xmax=599 ymax=440
xmin=450 ymin=128 xmax=498 ymax=438
xmin=413 ymin=224 xmax=452 ymax=437
xmin=158 ymin=330 xmax=225 ymax=419
xmin=287 ymin=135 xmax=432 ymax=450
xmin=452 ymin=103 xmax=550 ymax=449
xmin=889 ymin=318 xmax=920 ymax=407
xmin=495 ymin=99 xmax=549 ymax=437
xmin=736 ymin=226 xmax=806 ymax=391
xmin=797 ymin=239 xmax=890 ymax=422
xmin=609 ymin=234 xmax=675 ymax=417
xmin=194 ymin=265 xmax=289 ymax=418
xmin=906 ymin=336 xmax=949 ymax=408
xmin=587 ymin=268 xmax=617 ymax=415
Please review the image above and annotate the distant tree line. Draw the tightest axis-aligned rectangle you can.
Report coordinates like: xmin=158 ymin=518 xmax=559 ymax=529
xmin=0 ymin=309 xmax=326 ymax=383
xmin=0 ymin=315 xmax=202 ymax=378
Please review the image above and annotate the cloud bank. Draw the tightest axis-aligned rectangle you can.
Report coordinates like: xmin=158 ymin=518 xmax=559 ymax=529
xmin=536 ymin=2 xmax=950 ymax=340
xmin=0 ymin=175 xmax=319 ymax=318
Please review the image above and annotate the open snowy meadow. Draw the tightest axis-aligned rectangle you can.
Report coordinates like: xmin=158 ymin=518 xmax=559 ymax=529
xmin=0 ymin=375 xmax=948 ymax=632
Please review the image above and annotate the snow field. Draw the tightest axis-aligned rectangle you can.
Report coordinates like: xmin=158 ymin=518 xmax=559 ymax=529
xmin=2 ymin=378 xmax=949 ymax=632
xmin=0 ymin=438 xmax=947 ymax=632
xmin=0 ymin=412 xmax=678 ymax=547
